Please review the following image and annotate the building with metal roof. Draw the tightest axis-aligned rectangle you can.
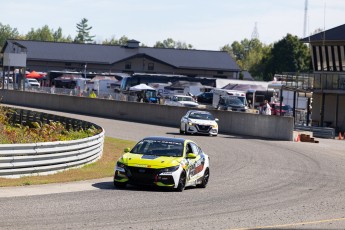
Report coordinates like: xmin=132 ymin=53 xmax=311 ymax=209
xmin=1 ymin=39 xmax=241 ymax=79
xmin=281 ymin=24 xmax=345 ymax=134
xmin=300 ymin=24 xmax=345 ymax=72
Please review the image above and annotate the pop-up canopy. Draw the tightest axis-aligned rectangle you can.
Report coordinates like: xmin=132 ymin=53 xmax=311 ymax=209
xmin=129 ymin=83 xmax=155 ymax=91
xmin=26 ymin=71 xmax=43 ymax=79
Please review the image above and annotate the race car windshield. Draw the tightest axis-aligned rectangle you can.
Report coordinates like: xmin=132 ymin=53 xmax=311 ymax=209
xmin=189 ymin=112 xmax=214 ymax=120
xmin=178 ymin=97 xmax=193 ymax=102
xmin=221 ymin=97 xmax=244 ymax=106
xmin=131 ymin=140 xmax=183 ymax=157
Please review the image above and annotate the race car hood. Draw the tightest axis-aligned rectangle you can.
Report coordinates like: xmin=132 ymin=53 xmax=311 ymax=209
xmin=120 ymin=153 xmax=183 ymax=169
xmin=189 ymin=118 xmax=217 ymax=126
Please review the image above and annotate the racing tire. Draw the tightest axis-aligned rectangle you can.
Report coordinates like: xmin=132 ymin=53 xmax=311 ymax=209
xmin=184 ymin=124 xmax=189 ymax=135
xmin=197 ymin=168 xmax=209 ymax=188
xmin=113 ymin=181 xmax=127 ymax=189
xmin=176 ymin=172 xmax=186 ymax=192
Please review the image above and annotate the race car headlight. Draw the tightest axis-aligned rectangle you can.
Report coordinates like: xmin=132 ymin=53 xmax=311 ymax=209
xmin=116 ymin=161 xmax=126 ymax=172
xmin=117 ymin=161 xmax=126 ymax=168
xmin=160 ymin=165 xmax=179 ymax=173
xmin=212 ymin=124 xmax=218 ymax=128
xmin=187 ymin=119 xmax=195 ymax=126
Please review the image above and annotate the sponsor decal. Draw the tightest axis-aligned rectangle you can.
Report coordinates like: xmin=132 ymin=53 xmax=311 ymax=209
xmin=189 ymin=157 xmax=205 ymax=177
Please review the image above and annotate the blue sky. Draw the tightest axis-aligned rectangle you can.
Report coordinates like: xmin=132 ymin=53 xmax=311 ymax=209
xmin=1 ymin=0 xmax=343 ymax=50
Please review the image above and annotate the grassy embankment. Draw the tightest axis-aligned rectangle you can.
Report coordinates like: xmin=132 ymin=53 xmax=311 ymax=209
xmin=0 ymin=107 xmax=135 ymax=187
xmin=0 ymin=137 xmax=135 ymax=187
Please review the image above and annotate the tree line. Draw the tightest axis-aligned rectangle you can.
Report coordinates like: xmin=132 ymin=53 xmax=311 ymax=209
xmin=0 ymin=18 xmax=311 ymax=81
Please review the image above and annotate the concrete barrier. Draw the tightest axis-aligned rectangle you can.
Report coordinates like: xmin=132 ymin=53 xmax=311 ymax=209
xmin=0 ymin=90 xmax=293 ymax=141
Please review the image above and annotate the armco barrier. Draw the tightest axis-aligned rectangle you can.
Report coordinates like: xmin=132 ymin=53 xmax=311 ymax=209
xmin=0 ymin=90 xmax=294 ymax=141
xmin=0 ymin=107 xmax=105 ymax=178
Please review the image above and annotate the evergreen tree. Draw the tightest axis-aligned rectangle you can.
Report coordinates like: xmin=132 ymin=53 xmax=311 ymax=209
xmin=74 ymin=18 xmax=95 ymax=43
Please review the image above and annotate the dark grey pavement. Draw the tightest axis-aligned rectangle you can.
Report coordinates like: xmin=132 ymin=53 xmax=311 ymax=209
xmin=1 ymin=105 xmax=345 ymax=229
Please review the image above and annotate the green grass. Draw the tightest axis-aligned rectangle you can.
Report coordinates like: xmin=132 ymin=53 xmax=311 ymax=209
xmin=0 ymin=137 xmax=135 ymax=187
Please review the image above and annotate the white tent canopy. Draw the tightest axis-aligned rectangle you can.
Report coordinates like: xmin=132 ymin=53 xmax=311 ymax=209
xmin=129 ymin=83 xmax=155 ymax=91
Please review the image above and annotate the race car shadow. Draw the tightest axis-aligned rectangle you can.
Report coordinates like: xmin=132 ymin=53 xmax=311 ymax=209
xmin=165 ymin=132 xmax=214 ymax=137
xmin=92 ymin=181 xmax=196 ymax=192
xmin=119 ymin=185 xmax=196 ymax=193
xmin=92 ymin=181 xmax=115 ymax=190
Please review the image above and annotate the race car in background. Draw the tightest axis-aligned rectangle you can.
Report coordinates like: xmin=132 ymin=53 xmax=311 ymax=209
xmin=180 ymin=110 xmax=219 ymax=136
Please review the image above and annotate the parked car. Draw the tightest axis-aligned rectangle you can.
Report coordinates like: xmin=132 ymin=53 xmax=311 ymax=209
xmin=113 ymin=136 xmax=210 ymax=191
xmin=196 ymin=92 xmax=213 ymax=104
xmin=217 ymin=96 xmax=248 ymax=112
xmin=164 ymin=95 xmax=199 ymax=107
xmin=270 ymin=102 xmax=293 ymax=116
xmin=25 ymin=78 xmax=40 ymax=88
xmin=180 ymin=110 xmax=218 ymax=136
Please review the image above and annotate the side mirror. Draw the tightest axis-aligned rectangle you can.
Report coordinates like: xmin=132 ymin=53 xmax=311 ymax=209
xmin=215 ymin=118 xmax=219 ymax=122
xmin=124 ymin=147 xmax=131 ymax=153
xmin=187 ymin=153 xmax=197 ymax=159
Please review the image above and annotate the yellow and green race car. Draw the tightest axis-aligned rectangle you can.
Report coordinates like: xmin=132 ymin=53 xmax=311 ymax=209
xmin=114 ymin=136 xmax=210 ymax=192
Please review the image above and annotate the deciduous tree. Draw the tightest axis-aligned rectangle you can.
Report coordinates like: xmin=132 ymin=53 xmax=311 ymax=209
xmin=154 ymin=38 xmax=193 ymax=49
xmin=261 ymin=33 xmax=311 ymax=80
xmin=0 ymin=23 xmax=20 ymax=49
xmin=25 ymin=25 xmax=72 ymax=42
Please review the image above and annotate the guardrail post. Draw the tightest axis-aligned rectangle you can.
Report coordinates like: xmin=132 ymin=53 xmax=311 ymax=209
xmin=39 ymin=113 xmax=44 ymax=123
xmin=19 ymin=109 xmax=23 ymax=125
xmin=11 ymin=111 xmax=16 ymax=124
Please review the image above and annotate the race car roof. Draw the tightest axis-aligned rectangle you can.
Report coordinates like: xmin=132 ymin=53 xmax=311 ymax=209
xmin=143 ymin=136 xmax=186 ymax=144
xmin=188 ymin=110 xmax=212 ymax=114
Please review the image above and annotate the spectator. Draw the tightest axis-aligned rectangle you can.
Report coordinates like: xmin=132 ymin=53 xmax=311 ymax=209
xmin=89 ymin=90 xmax=97 ymax=98
xmin=50 ymin=85 xmax=55 ymax=94
xmin=261 ymin=100 xmax=271 ymax=115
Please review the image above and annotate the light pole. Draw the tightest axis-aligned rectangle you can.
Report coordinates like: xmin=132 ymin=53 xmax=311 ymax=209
xmin=84 ymin=64 xmax=87 ymax=79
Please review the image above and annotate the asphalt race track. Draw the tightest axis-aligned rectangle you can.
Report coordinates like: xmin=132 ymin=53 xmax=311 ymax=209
xmin=1 ymin=106 xmax=345 ymax=230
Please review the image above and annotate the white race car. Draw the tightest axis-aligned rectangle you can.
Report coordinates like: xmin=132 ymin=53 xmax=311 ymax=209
xmin=180 ymin=110 xmax=219 ymax=136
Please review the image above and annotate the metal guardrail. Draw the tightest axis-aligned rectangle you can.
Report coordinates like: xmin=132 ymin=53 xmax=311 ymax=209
xmin=6 ymin=108 xmax=99 ymax=131
xmin=295 ymin=125 xmax=335 ymax=139
xmin=0 ymin=108 xmax=105 ymax=178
